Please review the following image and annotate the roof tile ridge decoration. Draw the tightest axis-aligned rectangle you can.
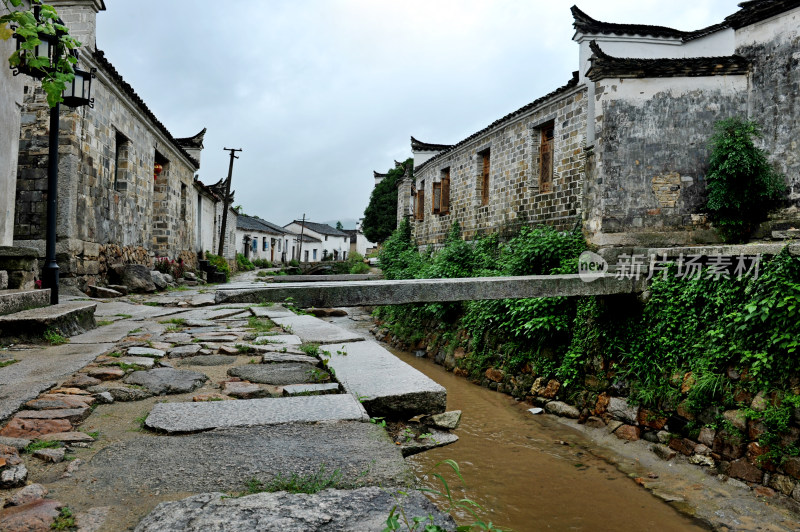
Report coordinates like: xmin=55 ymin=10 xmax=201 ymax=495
xmin=373 ymin=171 xmax=388 ymax=178
xmin=410 ymin=136 xmax=454 ymax=152
xmin=176 ymin=127 xmax=207 ymax=149
xmin=92 ymin=49 xmax=201 ymax=169
xmin=414 ymin=71 xmax=581 ymax=175
xmin=193 ymin=176 xmax=221 ymax=201
xmin=571 ymin=5 xmax=730 ymax=42
xmin=585 ymin=41 xmax=751 ymax=81
xmin=725 ymin=0 xmax=800 ymax=29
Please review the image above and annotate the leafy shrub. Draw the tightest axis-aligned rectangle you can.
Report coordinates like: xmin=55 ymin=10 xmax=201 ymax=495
xmin=205 ymin=252 xmax=231 ymax=281
xmin=289 ymin=259 xmax=300 ymax=267
xmin=347 ymin=252 xmax=370 ymax=274
xmin=236 ymin=253 xmax=255 ymax=271
xmin=252 ymin=258 xmax=273 ymax=268
xmin=154 ymin=257 xmax=186 ymax=279
xmin=705 ymin=117 xmax=785 ymax=242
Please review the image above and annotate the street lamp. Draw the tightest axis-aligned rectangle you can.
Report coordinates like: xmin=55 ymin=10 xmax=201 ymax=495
xmin=10 ymin=16 xmax=94 ymax=304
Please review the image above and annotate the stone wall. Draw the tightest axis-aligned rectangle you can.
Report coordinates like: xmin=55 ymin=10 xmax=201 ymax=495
xmin=12 ymin=19 xmax=203 ymax=284
xmin=411 ymin=86 xmax=587 ymax=246
xmin=585 ymin=76 xmax=749 ymax=247
xmin=0 ymin=4 xmax=24 ymax=247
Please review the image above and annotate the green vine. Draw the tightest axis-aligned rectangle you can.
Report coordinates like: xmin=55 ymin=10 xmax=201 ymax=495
xmin=1 ymin=0 xmax=81 ymax=107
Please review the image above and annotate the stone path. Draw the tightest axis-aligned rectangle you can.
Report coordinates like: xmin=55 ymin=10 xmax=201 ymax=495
xmin=145 ymin=394 xmax=368 ymax=433
xmin=322 ymin=340 xmax=447 ymax=418
xmin=0 ymin=274 xmax=458 ymax=530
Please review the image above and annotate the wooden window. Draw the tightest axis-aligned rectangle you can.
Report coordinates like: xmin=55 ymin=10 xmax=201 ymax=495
xmin=441 ymin=168 xmax=450 ymax=214
xmin=432 ymin=182 xmax=441 ymax=214
xmin=480 ymin=149 xmax=490 ymax=206
xmin=415 ymin=181 xmax=425 ymax=221
xmin=539 ymin=123 xmax=554 ymax=193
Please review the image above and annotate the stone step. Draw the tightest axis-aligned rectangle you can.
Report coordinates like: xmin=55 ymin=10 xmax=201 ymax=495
xmin=0 ymin=301 xmax=97 ymax=339
xmin=270 ymin=314 xmax=365 ymax=344
xmin=144 ymin=394 xmax=368 ymax=433
xmin=321 ymin=340 xmax=446 ymax=419
xmin=0 ymin=289 xmax=50 ymax=317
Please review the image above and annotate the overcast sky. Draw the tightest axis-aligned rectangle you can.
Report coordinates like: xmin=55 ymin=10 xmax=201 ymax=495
xmin=95 ymin=0 xmax=742 ymax=229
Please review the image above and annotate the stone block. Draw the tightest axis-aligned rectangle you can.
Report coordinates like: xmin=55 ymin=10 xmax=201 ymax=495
xmin=0 ymin=271 xmax=7 ymax=290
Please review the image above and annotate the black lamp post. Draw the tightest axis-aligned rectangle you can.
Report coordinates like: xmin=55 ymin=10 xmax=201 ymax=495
xmin=11 ymin=16 xmax=94 ymax=304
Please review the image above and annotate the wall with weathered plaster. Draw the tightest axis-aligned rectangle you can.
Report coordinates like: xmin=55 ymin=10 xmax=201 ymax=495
xmin=735 ymin=7 xmax=800 ymax=207
xmin=0 ymin=5 xmax=24 ymax=247
xmin=586 ymin=75 xmax=748 ymax=247
xmin=411 ymin=87 xmax=587 ymax=246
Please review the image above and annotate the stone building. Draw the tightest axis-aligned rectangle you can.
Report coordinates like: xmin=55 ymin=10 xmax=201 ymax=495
xmin=6 ymin=0 xmax=226 ymax=290
xmin=402 ymin=1 xmax=800 ymax=248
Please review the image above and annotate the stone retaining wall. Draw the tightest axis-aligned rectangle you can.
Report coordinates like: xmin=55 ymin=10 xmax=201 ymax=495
xmin=373 ymin=321 xmax=800 ymax=501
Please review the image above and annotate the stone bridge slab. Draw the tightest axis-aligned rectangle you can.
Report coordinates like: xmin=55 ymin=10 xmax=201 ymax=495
xmin=321 ymin=340 xmax=447 ymax=419
xmin=215 ymin=274 xmax=641 ymax=307
xmin=144 ymin=394 xmax=368 ymax=433
xmin=270 ymin=314 xmax=365 ymax=344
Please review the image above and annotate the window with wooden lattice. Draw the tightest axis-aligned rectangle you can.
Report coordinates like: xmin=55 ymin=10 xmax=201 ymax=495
xmin=479 ymin=149 xmax=490 ymax=206
xmin=539 ymin=123 xmax=554 ymax=193
xmin=433 ymin=168 xmax=451 ymax=215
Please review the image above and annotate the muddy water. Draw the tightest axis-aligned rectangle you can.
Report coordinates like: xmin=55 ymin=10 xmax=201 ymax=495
xmin=333 ymin=315 xmax=705 ymax=532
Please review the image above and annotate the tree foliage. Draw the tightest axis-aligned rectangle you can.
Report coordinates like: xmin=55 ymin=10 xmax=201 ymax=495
xmin=1 ymin=0 xmax=81 ymax=107
xmin=705 ymin=117 xmax=785 ymax=242
xmin=362 ymin=159 xmax=412 ymax=243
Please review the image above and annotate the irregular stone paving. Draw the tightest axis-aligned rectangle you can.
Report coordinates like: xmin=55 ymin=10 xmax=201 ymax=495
xmin=134 ymin=487 xmax=454 ymax=532
xmin=145 ymin=394 xmax=367 ymax=433
xmin=228 ymin=363 xmax=329 ymax=385
xmin=0 ymin=279 xmax=460 ymax=530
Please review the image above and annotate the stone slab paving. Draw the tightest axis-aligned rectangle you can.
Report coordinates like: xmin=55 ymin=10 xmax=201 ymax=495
xmin=171 ymin=306 xmax=251 ymax=322
xmin=127 ymin=347 xmax=165 ymax=358
xmin=250 ymin=305 xmax=294 ymax=319
xmin=321 ymin=340 xmax=447 ymax=418
xmin=72 ymin=423 xmax=407 ymax=500
xmin=67 ymin=320 xmax=134 ymax=344
xmin=282 ymin=383 xmax=340 ymax=396
xmin=177 ymin=355 xmax=237 ymax=366
xmin=145 ymin=394 xmax=368 ymax=433
xmin=271 ymin=314 xmax=365 ymax=344
xmin=92 ymin=301 xmax=186 ymax=321
xmin=253 ymin=334 xmax=301 ymax=345
xmin=167 ymin=344 xmax=203 ymax=358
xmin=0 ymin=342 xmax=113 ymax=423
xmin=228 ymin=363 xmax=328 ymax=385
xmin=134 ymin=487 xmax=452 ymax=532
xmin=260 ymin=352 xmax=319 ymax=365
xmin=105 ymin=356 xmax=155 ymax=369
xmin=123 ymin=368 xmax=208 ymax=395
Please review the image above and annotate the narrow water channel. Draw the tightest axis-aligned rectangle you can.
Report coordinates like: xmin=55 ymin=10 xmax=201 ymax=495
xmin=331 ymin=313 xmax=705 ymax=532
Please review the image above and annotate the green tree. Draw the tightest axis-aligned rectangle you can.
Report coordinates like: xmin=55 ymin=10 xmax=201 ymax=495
xmin=1 ymin=0 xmax=81 ymax=107
xmin=362 ymin=159 xmax=412 ymax=243
xmin=705 ymin=117 xmax=785 ymax=242
xmin=335 ymin=221 xmax=343 ymax=231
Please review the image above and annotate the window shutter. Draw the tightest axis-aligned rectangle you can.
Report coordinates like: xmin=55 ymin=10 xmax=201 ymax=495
xmin=539 ymin=126 xmax=554 ymax=193
xmin=481 ymin=152 xmax=490 ymax=206
xmin=432 ymin=182 xmax=441 ymax=214
xmin=441 ymin=174 xmax=450 ymax=214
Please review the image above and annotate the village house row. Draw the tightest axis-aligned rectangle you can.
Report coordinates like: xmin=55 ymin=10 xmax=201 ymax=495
xmin=1 ymin=0 xmax=373 ymax=291
xmin=392 ymin=1 xmax=800 ymax=248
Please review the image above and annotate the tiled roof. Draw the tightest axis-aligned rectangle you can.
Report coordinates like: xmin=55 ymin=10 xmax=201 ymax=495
xmin=571 ymin=5 xmax=729 ymax=42
xmin=410 ymin=136 xmax=453 ymax=152
xmin=586 ymin=41 xmax=750 ymax=81
xmin=193 ymin=177 xmax=220 ymax=201
xmin=373 ymin=171 xmax=388 ymax=178
xmin=237 ymin=214 xmax=287 ymax=234
xmin=176 ymin=128 xmax=206 ymax=149
xmin=414 ymin=72 xmax=581 ymax=174
xmin=92 ymin=50 xmax=201 ymax=169
xmin=286 ymin=221 xmax=349 ymax=237
xmin=725 ymin=0 xmax=800 ymax=29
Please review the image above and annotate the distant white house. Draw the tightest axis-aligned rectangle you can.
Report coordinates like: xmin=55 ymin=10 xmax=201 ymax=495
xmin=236 ymin=214 xmax=291 ymax=264
xmin=284 ymin=220 xmax=348 ymax=262
xmin=345 ymin=218 xmax=376 ymax=257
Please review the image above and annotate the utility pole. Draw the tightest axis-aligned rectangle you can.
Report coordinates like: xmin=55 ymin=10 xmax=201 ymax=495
xmin=217 ymin=147 xmax=242 ymax=257
xmin=297 ymin=214 xmax=306 ymax=262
